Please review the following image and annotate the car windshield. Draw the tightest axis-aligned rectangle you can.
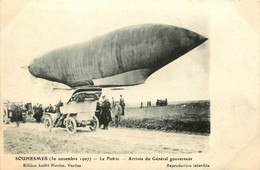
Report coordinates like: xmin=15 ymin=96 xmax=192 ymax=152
xmin=69 ymin=92 xmax=99 ymax=103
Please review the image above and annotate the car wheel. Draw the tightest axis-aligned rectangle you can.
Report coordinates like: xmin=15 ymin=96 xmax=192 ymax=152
xmin=44 ymin=116 xmax=53 ymax=132
xmin=89 ymin=115 xmax=99 ymax=131
xmin=66 ymin=117 xmax=77 ymax=134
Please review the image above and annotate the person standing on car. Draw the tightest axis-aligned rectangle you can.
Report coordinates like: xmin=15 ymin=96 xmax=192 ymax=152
xmin=100 ymin=95 xmax=112 ymax=130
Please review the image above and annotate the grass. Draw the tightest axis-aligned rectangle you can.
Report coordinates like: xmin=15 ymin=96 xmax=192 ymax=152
xmin=110 ymin=101 xmax=210 ymax=134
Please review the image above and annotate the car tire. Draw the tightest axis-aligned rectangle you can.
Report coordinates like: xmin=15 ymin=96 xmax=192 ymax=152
xmin=44 ymin=116 xmax=53 ymax=132
xmin=66 ymin=117 xmax=77 ymax=134
xmin=89 ymin=115 xmax=99 ymax=131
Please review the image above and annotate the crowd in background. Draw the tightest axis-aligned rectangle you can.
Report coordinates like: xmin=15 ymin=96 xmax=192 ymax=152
xmin=140 ymin=98 xmax=168 ymax=108
xmin=156 ymin=98 xmax=168 ymax=106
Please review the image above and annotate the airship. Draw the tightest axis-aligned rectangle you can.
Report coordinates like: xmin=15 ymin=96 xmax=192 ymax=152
xmin=28 ymin=24 xmax=207 ymax=88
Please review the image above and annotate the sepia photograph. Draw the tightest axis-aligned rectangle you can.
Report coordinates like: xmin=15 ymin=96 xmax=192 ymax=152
xmin=1 ymin=1 xmax=259 ymax=169
xmin=2 ymin=0 xmax=209 ymax=155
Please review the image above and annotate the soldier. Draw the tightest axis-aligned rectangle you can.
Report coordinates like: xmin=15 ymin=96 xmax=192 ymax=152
xmin=113 ymin=101 xmax=122 ymax=127
xmin=119 ymin=95 xmax=125 ymax=116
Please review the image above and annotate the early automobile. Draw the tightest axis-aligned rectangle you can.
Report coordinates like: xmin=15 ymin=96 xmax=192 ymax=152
xmin=44 ymin=87 xmax=102 ymax=134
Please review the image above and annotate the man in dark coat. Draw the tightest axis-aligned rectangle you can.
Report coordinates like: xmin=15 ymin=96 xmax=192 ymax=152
xmin=33 ymin=104 xmax=43 ymax=123
xmin=10 ymin=103 xmax=23 ymax=127
xmin=100 ymin=96 xmax=112 ymax=130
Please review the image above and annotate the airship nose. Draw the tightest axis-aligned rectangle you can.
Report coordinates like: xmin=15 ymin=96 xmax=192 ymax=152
xmin=181 ymin=30 xmax=207 ymax=49
xmin=151 ymin=27 xmax=208 ymax=70
xmin=28 ymin=58 xmax=39 ymax=77
xmin=195 ymin=34 xmax=208 ymax=45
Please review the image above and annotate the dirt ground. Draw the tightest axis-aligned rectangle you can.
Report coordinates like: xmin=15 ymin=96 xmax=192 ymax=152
xmin=3 ymin=123 xmax=209 ymax=154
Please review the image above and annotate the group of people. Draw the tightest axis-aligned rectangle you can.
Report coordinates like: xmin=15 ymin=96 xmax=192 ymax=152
xmin=95 ymin=95 xmax=125 ymax=129
xmin=44 ymin=102 xmax=63 ymax=113
xmin=3 ymin=95 xmax=125 ymax=130
xmin=156 ymin=98 xmax=168 ymax=106
xmin=32 ymin=103 xmax=61 ymax=123
xmin=3 ymin=101 xmax=63 ymax=127
xmin=139 ymin=99 xmax=168 ymax=108
xmin=3 ymin=102 xmax=27 ymax=127
xmin=140 ymin=101 xmax=152 ymax=108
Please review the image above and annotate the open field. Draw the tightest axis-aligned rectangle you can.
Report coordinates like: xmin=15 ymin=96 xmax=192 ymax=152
xmin=110 ymin=101 xmax=210 ymax=134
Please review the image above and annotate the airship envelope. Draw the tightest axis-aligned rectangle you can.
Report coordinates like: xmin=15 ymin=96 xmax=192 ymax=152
xmin=29 ymin=24 xmax=207 ymax=88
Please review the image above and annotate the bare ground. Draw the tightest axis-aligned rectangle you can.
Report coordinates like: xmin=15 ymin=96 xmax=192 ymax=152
xmin=3 ymin=123 xmax=209 ymax=154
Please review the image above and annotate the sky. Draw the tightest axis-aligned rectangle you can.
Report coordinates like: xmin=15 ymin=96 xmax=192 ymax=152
xmin=1 ymin=0 xmax=209 ymax=106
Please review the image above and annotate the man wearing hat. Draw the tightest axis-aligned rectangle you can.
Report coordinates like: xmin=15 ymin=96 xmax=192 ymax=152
xmin=100 ymin=95 xmax=112 ymax=130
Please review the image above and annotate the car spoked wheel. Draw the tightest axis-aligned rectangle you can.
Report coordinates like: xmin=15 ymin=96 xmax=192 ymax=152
xmin=66 ymin=117 xmax=77 ymax=134
xmin=89 ymin=116 xmax=99 ymax=131
xmin=44 ymin=116 xmax=53 ymax=132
